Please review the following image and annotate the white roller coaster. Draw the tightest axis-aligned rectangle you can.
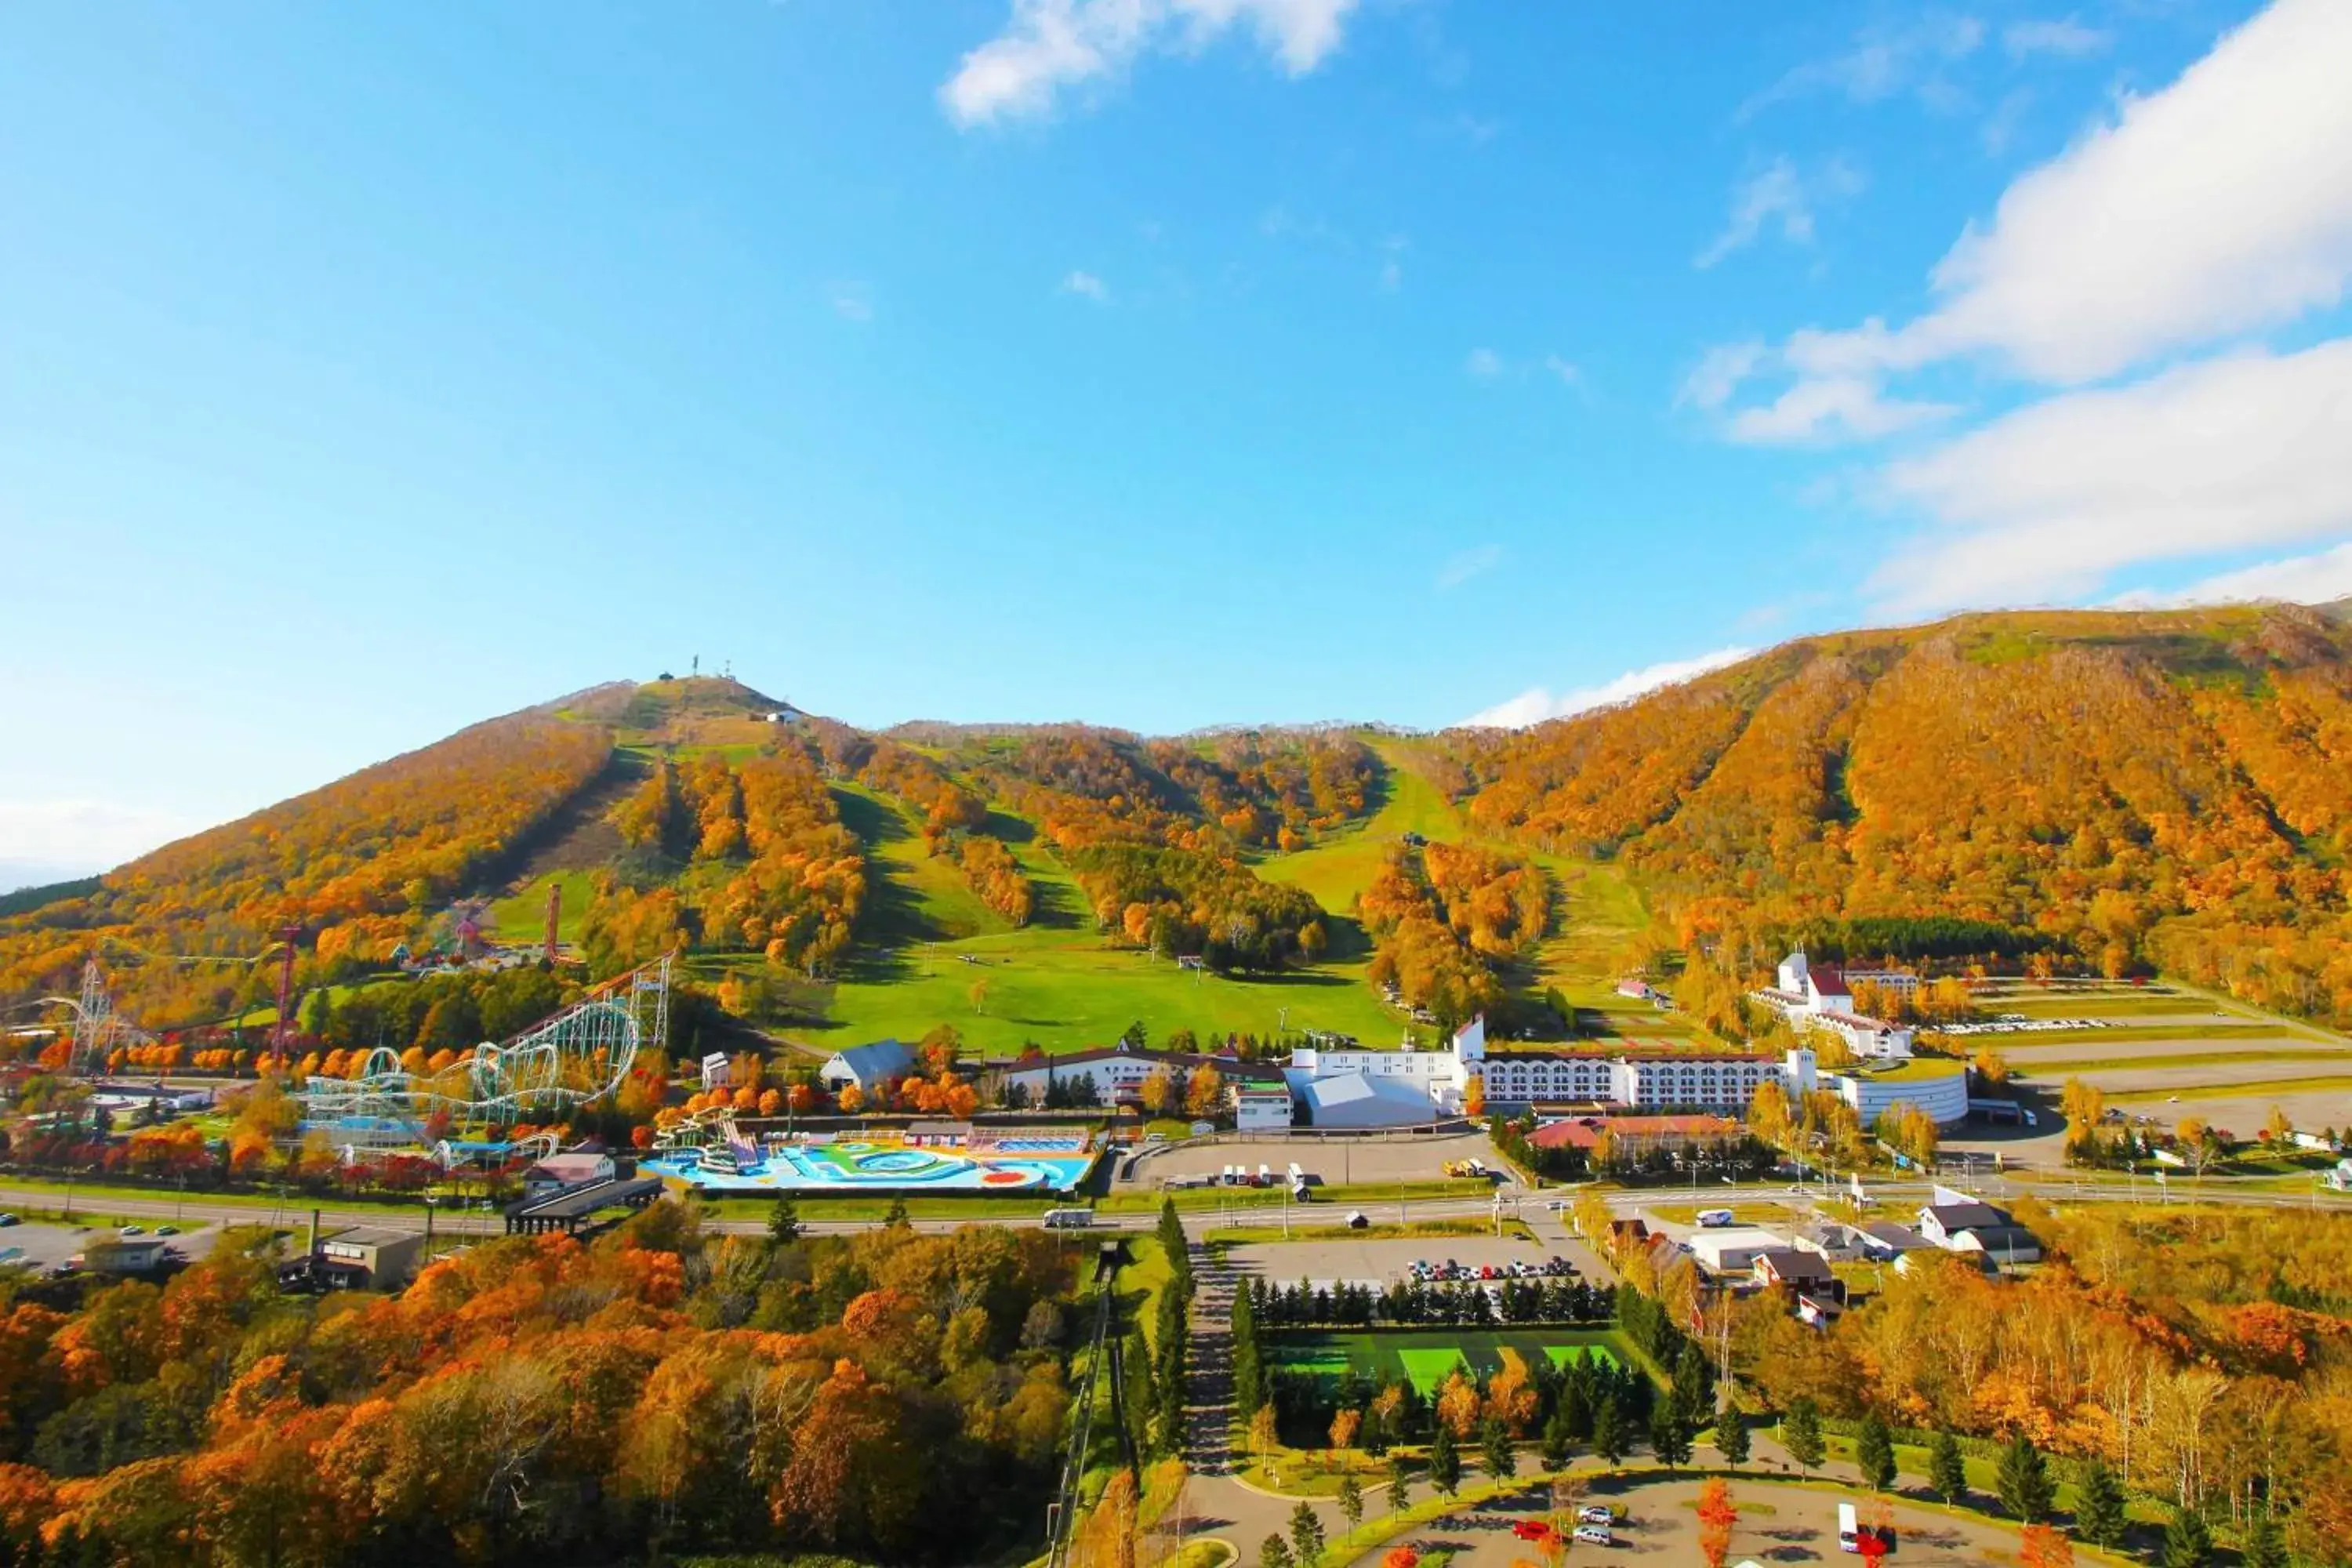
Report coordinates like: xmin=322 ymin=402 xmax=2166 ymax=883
xmin=299 ymin=956 xmax=671 ymax=1134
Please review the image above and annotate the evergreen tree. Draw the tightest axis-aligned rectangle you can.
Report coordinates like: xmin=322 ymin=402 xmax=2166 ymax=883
xmin=1386 ymin=1454 xmax=1412 ymax=1518
xmin=1783 ymin=1399 xmax=1825 ymax=1475
xmin=1672 ymin=1340 xmax=1713 ymax=1427
xmin=764 ymin=1192 xmax=800 ymax=1247
xmin=2239 ymin=1507 xmax=2286 ymax=1568
xmin=1289 ymin=1500 xmax=1326 ymax=1568
xmin=1593 ymin=1397 xmax=1627 ymax=1467
xmin=1927 ymin=1429 xmax=1968 ymax=1506
xmin=1120 ymin=1326 xmax=1157 ymax=1460
xmin=1481 ymin=1417 xmax=1516 ymax=1485
xmin=1650 ymin=1404 xmax=1692 ymax=1472
xmin=1428 ymin=1421 xmax=1462 ymax=1497
xmin=1559 ymin=1374 xmax=1594 ymax=1442
xmin=1857 ymin=1414 xmax=1897 ymax=1491
xmin=1337 ymin=1475 xmax=1364 ymax=1537
xmin=1541 ymin=1400 xmax=1577 ymax=1472
xmin=1716 ymin=1412 xmax=1750 ymax=1470
xmin=1997 ymin=1434 xmax=2056 ymax=1523
xmin=2072 ymin=1457 xmax=2127 ymax=1549
xmin=1232 ymin=1280 xmax=1265 ymax=1417
xmin=1258 ymin=1534 xmax=1293 ymax=1568
xmin=883 ymin=1195 xmax=911 ymax=1229
xmin=2160 ymin=1506 xmax=2212 ymax=1568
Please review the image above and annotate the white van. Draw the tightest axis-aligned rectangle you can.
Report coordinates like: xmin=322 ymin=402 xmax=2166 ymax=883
xmin=1696 ymin=1208 xmax=1737 ymax=1228
xmin=1838 ymin=1502 xmax=1861 ymax=1553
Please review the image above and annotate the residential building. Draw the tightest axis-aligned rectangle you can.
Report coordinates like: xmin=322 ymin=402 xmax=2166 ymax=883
xmin=1684 ymin=1227 xmax=1790 ymax=1275
xmin=1853 ymin=1221 xmax=1937 ymax=1261
xmin=1791 ymin=1221 xmax=1864 ymax=1263
xmin=1755 ymin=951 xmax=1917 ymax=1062
xmin=1753 ymin=1247 xmax=1842 ymax=1299
xmin=1527 ymin=1113 xmax=1747 ymax=1158
xmin=318 ymin=1226 xmax=425 ymax=1290
xmin=522 ymin=1152 xmax=615 ymax=1200
xmin=995 ymin=1042 xmax=1287 ymax=1111
xmin=1918 ymin=1195 xmax=2042 ymax=1263
xmin=819 ymin=1038 xmax=915 ymax=1095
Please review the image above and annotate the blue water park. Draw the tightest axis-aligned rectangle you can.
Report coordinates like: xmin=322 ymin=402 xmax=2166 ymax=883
xmin=645 ymin=1121 xmax=1099 ymax=1194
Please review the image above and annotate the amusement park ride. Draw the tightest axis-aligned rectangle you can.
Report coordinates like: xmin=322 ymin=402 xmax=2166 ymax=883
xmin=27 ymin=937 xmax=673 ymax=1156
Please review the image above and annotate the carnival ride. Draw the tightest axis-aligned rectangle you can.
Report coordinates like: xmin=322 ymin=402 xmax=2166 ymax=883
xmin=297 ymin=956 xmax=672 ymax=1138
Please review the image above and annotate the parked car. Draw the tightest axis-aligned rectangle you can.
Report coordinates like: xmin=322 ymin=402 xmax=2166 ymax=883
xmin=1577 ymin=1505 xmax=1614 ymax=1525
xmin=156 ymin=1225 xmax=180 ymax=1236
xmin=1572 ymin=1524 xmax=1613 ymax=1546
xmin=0 ymin=1214 xmax=18 ymax=1228
xmin=118 ymin=1225 xmax=145 ymax=1237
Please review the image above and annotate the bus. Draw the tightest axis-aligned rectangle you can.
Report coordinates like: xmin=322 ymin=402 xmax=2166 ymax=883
xmin=1043 ymin=1208 xmax=1095 ymax=1230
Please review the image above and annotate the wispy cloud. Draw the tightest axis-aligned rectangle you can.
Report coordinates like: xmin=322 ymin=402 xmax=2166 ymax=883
xmin=1679 ymin=340 xmax=1766 ymax=411
xmin=1740 ymin=13 xmax=1985 ymax=120
xmin=1061 ymin=269 xmax=1111 ymax=302
xmin=1436 ymin=543 xmax=1503 ymax=590
xmin=1463 ymin=347 xmax=1504 ymax=379
xmin=830 ymin=282 xmax=873 ymax=322
xmin=1696 ymin=157 xmax=1864 ymax=269
xmin=1464 ymin=647 xmax=1754 ymax=729
xmin=940 ymin=0 xmax=1361 ymax=129
xmin=1543 ymin=354 xmax=1579 ymax=385
xmin=2004 ymin=17 xmax=2110 ymax=60
xmin=2107 ymin=541 xmax=2352 ymax=611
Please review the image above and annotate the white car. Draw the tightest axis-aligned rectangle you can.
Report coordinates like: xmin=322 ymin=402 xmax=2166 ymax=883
xmin=1572 ymin=1524 xmax=1613 ymax=1545
xmin=1545 ymin=1198 xmax=1570 ymax=1211
xmin=1577 ymin=1505 xmax=1613 ymax=1525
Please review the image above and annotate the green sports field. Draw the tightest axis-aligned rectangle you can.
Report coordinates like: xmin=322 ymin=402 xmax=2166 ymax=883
xmin=1267 ymin=1329 xmax=1628 ymax=1395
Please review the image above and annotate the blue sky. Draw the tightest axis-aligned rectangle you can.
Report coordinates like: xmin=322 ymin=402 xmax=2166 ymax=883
xmin=5 ymin=0 xmax=2349 ymax=889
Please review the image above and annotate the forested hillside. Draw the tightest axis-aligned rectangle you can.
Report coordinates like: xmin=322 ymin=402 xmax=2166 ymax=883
xmin=0 ymin=706 xmax=616 ymax=1022
xmin=1455 ymin=602 xmax=2352 ymax=1022
xmin=18 ymin=603 xmax=2352 ymax=1037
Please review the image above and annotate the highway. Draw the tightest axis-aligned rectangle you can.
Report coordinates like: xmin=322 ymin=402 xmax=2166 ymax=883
xmin=2 ymin=1162 xmax=2338 ymax=1247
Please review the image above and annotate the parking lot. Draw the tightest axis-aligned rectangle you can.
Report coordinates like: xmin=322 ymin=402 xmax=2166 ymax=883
xmin=0 ymin=1219 xmax=221 ymax=1277
xmin=1218 ymin=1232 xmax=1564 ymax=1290
xmin=1124 ymin=1131 xmax=1501 ymax=1190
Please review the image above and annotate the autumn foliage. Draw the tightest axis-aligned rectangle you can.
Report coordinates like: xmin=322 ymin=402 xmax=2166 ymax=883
xmin=1457 ymin=605 xmax=2352 ymax=1024
xmin=0 ymin=1205 xmax=1081 ymax=1565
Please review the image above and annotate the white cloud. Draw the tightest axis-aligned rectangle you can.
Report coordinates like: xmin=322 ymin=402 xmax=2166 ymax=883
xmin=1463 ymin=347 xmax=1504 ymax=379
xmin=1436 ymin=543 xmax=1502 ymax=590
xmin=1464 ymin=647 xmax=1755 ymax=729
xmin=0 ymin=799 xmax=197 ymax=887
xmin=941 ymin=0 xmax=1359 ymax=128
xmin=830 ymin=282 xmax=873 ymax=322
xmin=1727 ymin=375 xmax=1958 ymax=445
xmin=1750 ymin=0 xmax=2352 ymax=393
xmin=1695 ymin=158 xmax=1864 ymax=269
xmin=2107 ymin=542 xmax=2352 ymax=610
xmin=1868 ymin=339 xmax=2352 ymax=612
xmin=1543 ymin=354 xmax=1578 ymax=385
xmin=2003 ymin=17 xmax=2110 ymax=60
xmin=1062 ymin=268 xmax=1111 ymax=301
xmin=1679 ymin=340 xmax=1766 ymax=411
xmin=1740 ymin=13 xmax=1985 ymax=119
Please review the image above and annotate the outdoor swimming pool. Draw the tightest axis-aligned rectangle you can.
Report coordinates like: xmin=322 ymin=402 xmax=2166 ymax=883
xmin=645 ymin=1138 xmax=1098 ymax=1192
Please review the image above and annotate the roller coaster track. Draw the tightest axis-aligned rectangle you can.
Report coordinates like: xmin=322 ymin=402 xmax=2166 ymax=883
xmin=298 ymin=954 xmax=672 ymax=1133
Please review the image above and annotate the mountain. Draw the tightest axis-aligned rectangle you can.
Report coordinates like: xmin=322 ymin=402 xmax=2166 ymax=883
xmin=10 ymin=602 xmax=2352 ymax=1031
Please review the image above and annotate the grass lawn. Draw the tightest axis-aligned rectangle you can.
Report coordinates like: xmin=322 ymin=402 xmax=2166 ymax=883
xmin=1267 ymin=1328 xmax=1632 ymax=1396
xmin=488 ymin=869 xmax=597 ymax=946
xmin=2008 ymin=1045 xmax=2350 ymax=1074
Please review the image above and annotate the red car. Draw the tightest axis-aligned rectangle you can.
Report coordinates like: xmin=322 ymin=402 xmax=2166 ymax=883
xmin=1512 ymin=1521 xmax=1558 ymax=1544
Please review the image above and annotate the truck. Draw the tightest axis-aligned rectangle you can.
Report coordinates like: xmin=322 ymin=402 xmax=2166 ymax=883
xmin=1042 ymin=1208 xmax=1095 ymax=1230
xmin=1838 ymin=1502 xmax=1860 ymax=1553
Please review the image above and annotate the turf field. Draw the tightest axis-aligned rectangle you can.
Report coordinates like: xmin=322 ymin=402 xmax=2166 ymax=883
xmin=1267 ymin=1329 xmax=1628 ymax=1395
